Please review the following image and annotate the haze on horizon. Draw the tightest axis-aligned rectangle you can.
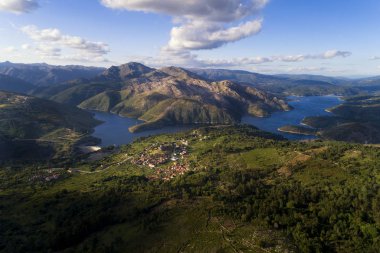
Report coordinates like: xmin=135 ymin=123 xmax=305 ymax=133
xmin=0 ymin=0 xmax=379 ymax=77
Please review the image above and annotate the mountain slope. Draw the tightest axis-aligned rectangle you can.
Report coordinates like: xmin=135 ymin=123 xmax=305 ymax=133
xmin=0 ymin=74 xmax=35 ymax=93
xmin=36 ymin=63 xmax=291 ymax=132
xmin=0 ymin=91 xmax=100 ymax=161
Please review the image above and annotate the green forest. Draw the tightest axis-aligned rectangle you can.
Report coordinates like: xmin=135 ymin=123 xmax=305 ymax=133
xmin=1 ymin=126 xmax=379 ymax=252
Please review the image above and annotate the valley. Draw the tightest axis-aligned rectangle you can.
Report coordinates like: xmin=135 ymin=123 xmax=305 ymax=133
xmin=1 ymin=1 xmax=380 ymax=252
xmin=1 ymin=62 xmax=380 ymax=253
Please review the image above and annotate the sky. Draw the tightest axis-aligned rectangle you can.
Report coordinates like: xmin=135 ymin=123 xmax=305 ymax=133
xmin=0 ymin=0 xmax=379 ymax=76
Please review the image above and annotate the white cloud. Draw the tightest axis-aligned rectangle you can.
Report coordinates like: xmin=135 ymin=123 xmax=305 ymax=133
xmin=371 ymin=56 xmax=380 ymax=60
xmin=20 ymin=25 xmax=110 ymax=62
xmin=0 ymin=0 xmax=39 ymax=14
xmin=101 ymin=0 xmax=267 ymax=52
xmin=136 ymin=49 xmax=352 ymax=69
xmin=2 ymin=46 xmax=17 ymax=53
xmin=284 ymin=67 xmax=327 ymax=73
xmin=321 ymin=50 xmax=351 ymax=59
xmin=21 ymin=43 xmax=31 ymax=50
xmin=166 ymin=19 xmax=263 ymax=51
xmin=35 ymin=44 xmax=61 ymax=57
xmin=271 ymin=50 xmax=352 ymax=63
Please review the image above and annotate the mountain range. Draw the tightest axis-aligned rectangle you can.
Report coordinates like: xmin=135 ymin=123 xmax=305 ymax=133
xmin=31 ymin=63 xmax=291 ymax=132
xmin=1 ymin=61 xmax=380 ymax=137
xmin=0 ymin=61 xmax=104 ymax=87
xmin=191 ymin=68 xmax=360 ymax=96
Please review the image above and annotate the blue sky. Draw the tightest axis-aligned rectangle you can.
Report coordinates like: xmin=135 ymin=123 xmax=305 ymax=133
xmin=0 ymin=0 xmax=379 ymax=76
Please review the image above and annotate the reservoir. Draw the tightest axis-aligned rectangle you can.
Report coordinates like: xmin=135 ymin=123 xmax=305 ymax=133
xmin=242 ymin=95 xmax=342 ymax=140
xmin=92 ymin=112 xmax=192 ymax=146
xmin=92 ymin=96 xmax=342 ymax=146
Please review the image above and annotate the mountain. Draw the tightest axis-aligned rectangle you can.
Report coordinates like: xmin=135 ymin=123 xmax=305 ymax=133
xmin=0 ymin=61 xmax=105 ymax=86
xmin=0 ymin=74 xmax=35 ymax=93
xmin=191 ymin=68 xmax=359 ymax=96
xmin=35 ymin=63 xmax=291 ymax=132
xmin=96 ymin=62 xmax=155 ymax=82
xmin=1 ymin=125 xmax=380 ymax=252
xmin=346 ymin=76 xmax=380 ymax=94
xmin=0 ymin=91 xmax=100 ymax=161
xmin=275 ymin=74 xmax=350 ymax=85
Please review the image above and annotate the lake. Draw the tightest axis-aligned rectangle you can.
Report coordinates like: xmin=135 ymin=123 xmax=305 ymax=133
xmin=241 ymin=95 xmax=342 ymax=140
xmin=92 ymin=95 xmax=342 ymax=146
xmin=92 ymin=112 xmax=192 ymax=146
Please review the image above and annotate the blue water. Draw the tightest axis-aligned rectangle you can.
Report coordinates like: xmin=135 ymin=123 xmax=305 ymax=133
xmin=92 ymin=96 xmax=342 ymax=146
xmin=92 ymin=112 xmax=192 ymax=146
xmin=242 ymin=96 xmax=342 ymax=140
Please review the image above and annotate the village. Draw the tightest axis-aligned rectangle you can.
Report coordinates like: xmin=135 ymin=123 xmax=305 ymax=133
xmin=26 ymin=138 xmax=192 ymax=183
xmin=130 ymin=139 xmax=191 ymax=181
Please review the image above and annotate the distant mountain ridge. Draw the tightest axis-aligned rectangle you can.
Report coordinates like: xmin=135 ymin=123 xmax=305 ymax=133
xmin=190 ymin=68 xmax=359 ymax=96
xmin=2 ymin=61 xmax=380 ymax=95
xmin=0 ymin=61 xmax=105 ymax=86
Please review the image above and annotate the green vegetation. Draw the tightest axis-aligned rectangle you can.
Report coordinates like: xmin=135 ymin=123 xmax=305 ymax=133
xmin=0 ymin=91 xmax=100 ymax=162
xmin=302 ymin=116 xmax=347 ymax=129
xmin=278 ymin=125 xmax=317 ymax=136
xmin=300 ymin=95 xmax=380 ymax=143
xmin=1 ymin=125 xmax=380 ymax=252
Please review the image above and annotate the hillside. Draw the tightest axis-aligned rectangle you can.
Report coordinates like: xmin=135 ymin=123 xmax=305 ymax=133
xmin=0 ymin=61 xmax=104 ymax=86
xmin=1 ymin=125 xmax=380 ymax=252
xmin=0 ymin=74 xmax=35 ymax=93
xmin=191 ymin=68 xmax=359 ymax=96
xmin=288 ymin=95 xmax=380 ymax=143
xmin=35 ymin=63 xmax=291 ymax=132
xmin=0 ymin=91 xmax=100 ymax=162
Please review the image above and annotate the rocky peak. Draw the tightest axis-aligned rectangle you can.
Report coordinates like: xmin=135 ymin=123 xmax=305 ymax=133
xmin=158 ymin=66 xmax=202 ymax=80
xmin=101 ymin=62 xmax=155 ymax=81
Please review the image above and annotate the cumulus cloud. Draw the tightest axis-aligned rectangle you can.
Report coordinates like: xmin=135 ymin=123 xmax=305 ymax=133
xmin=371 ymin=56 xmax=380 ymax=60
xmin=101 ymin=0 xmax=268 ymax=52
xmin=165 ymin=19 xmax=263 ymax=51
xmin=20 ymin=25 xmax=110 ymax=62
xmin=0 ymin=0 xmax=39 ymax=13
xmin=321 ymin=50 xmax=351 ymax=59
